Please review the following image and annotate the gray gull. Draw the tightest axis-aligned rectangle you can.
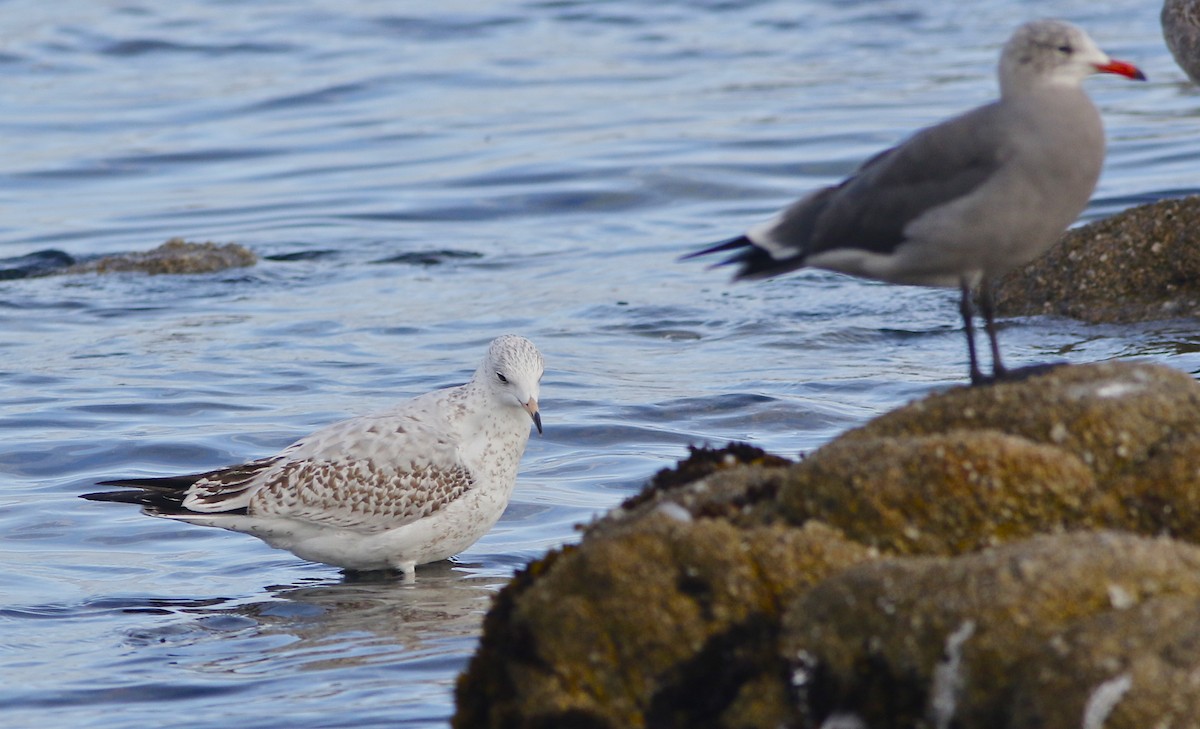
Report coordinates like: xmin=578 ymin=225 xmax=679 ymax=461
xmin=685 ymin=20 xmax=1145 ymax=384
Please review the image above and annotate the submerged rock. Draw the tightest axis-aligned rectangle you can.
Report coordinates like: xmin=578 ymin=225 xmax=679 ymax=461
xmin=0 ymin=249 xmax=77 ymax=279
xmin=0 ymin=239 xmax=255 ymax=278
xmin=65 ymin=238 xmax=256 ymax=275
xmin=372 ymin=249 xmax=483 ymax=266
xmin=456 ymin=361 xmax=1200 ymax=728
xmin=996 ymin=196 xmax=1200 ymax=322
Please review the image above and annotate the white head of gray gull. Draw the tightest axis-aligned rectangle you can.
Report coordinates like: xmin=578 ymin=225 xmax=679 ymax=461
xmin=685 ymin=19 xmax=1145 ymax=385
xmin=82 ymin=334 xmax=545 ymax=579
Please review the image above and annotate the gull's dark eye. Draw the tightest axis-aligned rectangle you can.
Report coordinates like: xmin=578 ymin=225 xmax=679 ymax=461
xmin=1057 ymin=44 xmax=1073 ymax=54
xmin=496 ymin=372 xmax=508 ymax=384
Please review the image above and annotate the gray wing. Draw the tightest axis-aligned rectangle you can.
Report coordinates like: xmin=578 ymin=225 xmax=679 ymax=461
xmin=709 ymin=102 xmax=1009 ymax=279
xmin=805 ymin=103 xmax=1008 ymax=256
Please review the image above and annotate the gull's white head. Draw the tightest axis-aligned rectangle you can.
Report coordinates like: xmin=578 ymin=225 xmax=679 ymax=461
xmin=477 ymin=334 xmax=544 ymax=434
xmin=999 ymin=19 xmax=1145 ymax=95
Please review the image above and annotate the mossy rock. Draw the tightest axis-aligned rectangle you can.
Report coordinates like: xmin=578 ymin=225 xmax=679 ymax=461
xmin=456 ymin=361 xmax=1200 ymax=728
xmin=831 ymin=360 xmax=1200 ymax=481
xmin=996 ymin=196 xmax=1200 ymax=322
xmin=783 ymin=531 xmax=1200 ymax=729
xmin=776 ymin=429 xmax=1104 ymax=555
xmin=771 ymin=361 xmax=1200 ymax=554
xmin=1007 ymin=594 xmax=1200 ymax=728
xmin=66 ymin=238 xmax=256 ymax=275
xmin=600 ymin=443 xmax=794 ymax=532
xmin=1109 ymin=429 xmax=1200 ymax=536
xmin=454 ymin=514 xmax=873 ymax=729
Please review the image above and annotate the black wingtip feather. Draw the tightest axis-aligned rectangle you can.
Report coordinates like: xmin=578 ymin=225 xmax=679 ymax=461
xmin=82 ymin=472 xmax=207 ymax=514
xmin=681 ymin=235 xmax=799 ymax=281
xmin=80 ymin=489 xmax=150 ymax=504
xmin=80 ymin=487 xmax=192 ymax=516
xmin=95 ymin=475 xmax=203 ymax=491
xmin=678 ymin=235 xmax=755 ymax=263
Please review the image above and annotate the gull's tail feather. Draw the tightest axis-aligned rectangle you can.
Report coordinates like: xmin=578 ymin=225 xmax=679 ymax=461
xmin=94 ymin=474 xmax=203 ymax=491
xmin=680 ymin=235 xmax=793 ymax=281
xmin=678 ymin=235 xmax=754 ymax=262
xmin=82 ymin=473 xmax=204 ymax=516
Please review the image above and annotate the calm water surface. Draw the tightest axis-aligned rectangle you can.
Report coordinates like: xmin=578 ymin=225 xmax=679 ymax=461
xmin=1 ymin=0 xmax=1197 ymax=726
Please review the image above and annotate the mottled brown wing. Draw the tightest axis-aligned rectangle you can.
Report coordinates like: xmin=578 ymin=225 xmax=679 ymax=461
xmin=182 ymin=457 xmax=285 ymax=512
xmin=246 ymin=459 xmax=475 ymax=533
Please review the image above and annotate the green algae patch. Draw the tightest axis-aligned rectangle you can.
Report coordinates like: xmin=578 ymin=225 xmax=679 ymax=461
xmin=783 ymin=531 xmax=1200 ymax=729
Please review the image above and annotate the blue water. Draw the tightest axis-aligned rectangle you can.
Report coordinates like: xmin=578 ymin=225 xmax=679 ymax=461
xmin=2 ymin=1 xmax=1198 ymax=726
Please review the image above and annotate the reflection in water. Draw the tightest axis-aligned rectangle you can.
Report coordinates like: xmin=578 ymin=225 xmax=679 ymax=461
xmin=1037 ymin=317 xmax=1200 ymax=374
xmin=253 ymin=567 xmax=498 ymax=670
xmin=0 ymin=563 xmax=502 ymax=724
xmin=119 ymin=562 xmax=503 ymax=676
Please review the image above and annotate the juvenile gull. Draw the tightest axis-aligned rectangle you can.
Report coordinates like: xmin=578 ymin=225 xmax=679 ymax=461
xmin=685 ymin=20 xmax=1144 ymax=384
xmin=83 ymin=334 xmax=544 ymax=578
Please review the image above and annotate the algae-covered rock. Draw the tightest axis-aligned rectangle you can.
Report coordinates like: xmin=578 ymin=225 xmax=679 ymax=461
xmin=454 ymin=513 xmax=873 ymax=729
xmin=777 ymin=430 xmax=1102 ymax=555
xmin=772 ymin=361 xmax=1200 ymax=553
xmin=457 ymin=361 xmax=1200 ymax=728
xmin=1109 ymin=429 xmax=1200 ymax=537
xmin=783 ymin=531 xmax=1200 ymax=729
xmin=605 ymin=443 xmax=794 ymax=531
xmin=1008 ymin=594 xmax=1200 ymax=728
xmin=997 ymin=196 xmax=1200 ymax=322
xmin=66 ymin=237 xmax=256 ymax=275
xmin=831 ymin=360 xmax=1200 ymax=481
xmin=607 ymin=361 xmax=1200 ymax=557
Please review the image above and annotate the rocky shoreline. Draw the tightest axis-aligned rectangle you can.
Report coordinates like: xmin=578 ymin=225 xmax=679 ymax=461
xmin=453 ymin=196 xmax=1200 ymax=728
xmin=455 ymin=360 xmax=1200 ymax=728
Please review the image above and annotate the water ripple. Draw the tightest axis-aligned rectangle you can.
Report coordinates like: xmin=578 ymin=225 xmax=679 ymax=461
xmin=0 ymin=0 xmax=1187 ymax=727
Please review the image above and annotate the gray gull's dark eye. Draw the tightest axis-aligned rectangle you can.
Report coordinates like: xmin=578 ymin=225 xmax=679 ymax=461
xmin=496 ymin=372 xmax=508 ymax=383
